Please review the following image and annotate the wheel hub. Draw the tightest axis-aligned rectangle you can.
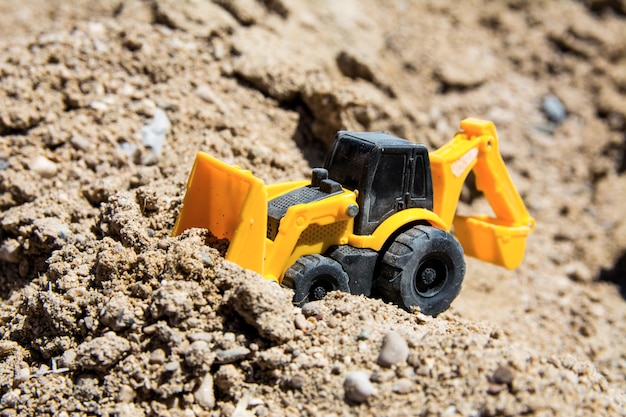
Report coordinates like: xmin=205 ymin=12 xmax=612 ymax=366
xmin=311 ymin=285 xmax=327 ymax=300
xmin=421 ymin=267 xmax=437 ymax=286
xmin=415 ymin=258 xmax=448 ymax=297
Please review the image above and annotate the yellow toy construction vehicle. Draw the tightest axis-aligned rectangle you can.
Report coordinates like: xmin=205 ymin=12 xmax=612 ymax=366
xmin=173 ymin=118 xmax=535 ymax=315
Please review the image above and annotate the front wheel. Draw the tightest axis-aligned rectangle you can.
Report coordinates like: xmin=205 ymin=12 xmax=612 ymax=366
xmin=378 ymin=225 xmax=465 ymax=316
xmin=282 ymin=254 xmax=350 ymax=306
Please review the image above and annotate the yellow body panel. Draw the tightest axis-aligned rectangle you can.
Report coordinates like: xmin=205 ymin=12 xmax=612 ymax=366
xmin=263 ymin=191 xmax=358 ymax=282
xmin=348 ymin=208 xmax=448 ymax=251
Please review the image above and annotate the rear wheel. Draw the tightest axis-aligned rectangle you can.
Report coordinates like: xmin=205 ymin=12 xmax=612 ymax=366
xmin=283 ymin=254 xmax=350 ymax=306
xmin=378 ymin=225 xmax=465 ymax=316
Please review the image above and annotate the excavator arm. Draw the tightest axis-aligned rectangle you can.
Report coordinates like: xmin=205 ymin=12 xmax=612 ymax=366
xmin=429 ymin=119 xmax=535 ymax=269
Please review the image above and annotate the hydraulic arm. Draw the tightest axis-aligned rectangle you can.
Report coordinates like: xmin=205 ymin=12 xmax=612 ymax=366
xmin=430 ymin=118 xmax=535 ymax=268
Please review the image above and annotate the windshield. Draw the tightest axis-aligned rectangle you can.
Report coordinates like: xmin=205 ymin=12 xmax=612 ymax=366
xmin=324 ymin=136 xmax=374 ymax=191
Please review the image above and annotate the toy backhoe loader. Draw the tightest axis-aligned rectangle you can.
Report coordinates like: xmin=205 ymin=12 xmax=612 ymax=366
xmin=173 ymin=118 xmax=535 ymax=315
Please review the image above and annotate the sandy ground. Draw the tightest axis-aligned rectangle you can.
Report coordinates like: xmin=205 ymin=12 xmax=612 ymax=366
xmin=0 ymin=0 xmax=625 ymax=416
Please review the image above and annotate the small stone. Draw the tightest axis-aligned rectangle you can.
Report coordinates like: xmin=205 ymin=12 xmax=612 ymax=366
xmin=13 ymin=367 xmax=30 ymax=384
xmin=69 ymin=134 xmax=93 ymax=151
xmin=0 ymin=239 xmax=21 ymax=263
xmin=357 ymin=327 xmax=372 ymax=341
xmin=61 ymin=349 xmax=77 ymax=369
xmin=327 ymin=316 xmax=339 ymax=328
xmin=29 ymin=155 xmax=58 ymax=178
xmin=143 ymin=324 xmax=158 ymax=334
xmin=491 ymin=365 xmax=514 ymax=386
xmin=344 ymin=371 xmax=376 ymax=403
xmin=392 ymin=378 xmax=414 ymax=394
xmin=542 ymin=94 xmax=567 ymax=123
xmin=89 ymin=101 xmax=108 ymax=111
xmin=283 ymin=374 xmax=305 ymax=390
xmin=436 ymin=47 xmax=495 ymax=88
xmin=487 ymin=383 xmax=505 ymax=395
xmin=149 ymin=348 xmax=166 ymax=364
xmin=117 ymin=385 xmax=135 ymax=403
xmin=294 ymin=314 xmax=310 ymax=331
xmin=215 ymin=347 xmax=250 ymax=364
xmin=1 ymin=408 xmax=17 ymax=417
xmin=301 ymin=301 xmax=324 ymax=319
xmin=164 ymin=361 xmax=180 ymax=372
xmin=194 ymin=373 xmax=216 ymax=409
xmin=377 ymin=331 xmax=409 ymax=367
xmin=139 ymin=108 xmax=170 ymax=163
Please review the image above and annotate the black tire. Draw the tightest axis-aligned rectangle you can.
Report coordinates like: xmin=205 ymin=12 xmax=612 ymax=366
xmin=378 ymin=225 xmax=465 ymax=316
xmin=283 ymin=254 xmax=350 ymax=306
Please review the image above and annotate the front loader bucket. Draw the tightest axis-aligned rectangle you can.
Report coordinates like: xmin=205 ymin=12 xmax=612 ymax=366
xmin=173 ymin=152 xmax=267 ymax=274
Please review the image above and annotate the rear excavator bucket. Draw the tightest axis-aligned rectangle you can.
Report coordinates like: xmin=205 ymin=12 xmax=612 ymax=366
xmin=172 ymin=152 xmax=268 ymax=274
xmin=453 ymin=215 xmax=534 ymax=269
xmin=431 ymin=118 xmax=535 ymax=270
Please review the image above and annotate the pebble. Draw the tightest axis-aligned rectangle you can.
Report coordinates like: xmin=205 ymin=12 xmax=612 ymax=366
xmin=294 ymin=313 xmax=310 ymax=331
xmin=69 ymin=134 xmax=93 ymax=151
xmin=89 ymin=101 xmax=108 ymax=111
xmin=284 ymin=374 xmax=305 ymax=390
xmin=149 ymin=348 xmax=166 ymax=364
xmin=29 ymin=155 xmax=58 ymax=178
xmin=377 ymin=331 xmax=409 ymax=367
xmin=542 ymin=94 xmax=567 ymax=123
xmin=343 ymin=371 xmax=376 ymax=403
xmin=60 ymin=349 xmax=77 ymax=369
xmin=140 ymin=108 xmax=170 ymax=157
xmin=117 ymin=385 xmax=135 ymax=403
xmin=188 ymin=332 xmax=213 ymax=343
xmin=194 ymin=373 xmax=216 ymax=409
xmin=0 ymin=239 xmax=20 ymax=263
xmin=215 ymin=347 xmax=251 ymax=364
xmin=392 ymin=378 xmax=414 ymax=394
xmin=356 ymin=327 xmax=372 ymax=340
xmin=13 ymin=367 xmax=30 ymax=384
xmin=164 ymin=361 xmax=180 ymax=372
xmin=436 ymin=47 xmax=495 ymax=88
xmin=301 ymin=301 xmax=324 ymax=319
xmin=491 ymin=365 xmax=515 ymax=385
